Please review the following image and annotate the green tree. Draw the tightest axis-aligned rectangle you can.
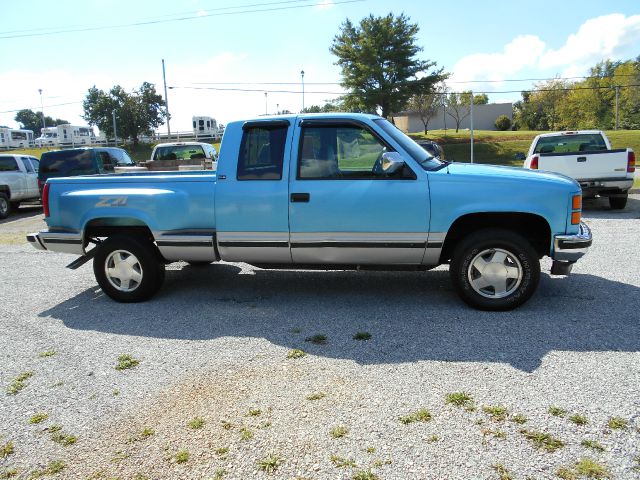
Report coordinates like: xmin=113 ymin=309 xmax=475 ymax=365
xmin=14 ymin=109 xmax=68 ymax=133
xmin=330 ymin=12 xmax=446 ymax=118
xmin=459 ymin=91 xmax=489 ymax=105
xmin=445 ymin=92 xmax=471 ymax=132
xmin=301 ymin=101 xmax=341 ymax=113
xmin=82 ymin=82 xmax=166 ymax=146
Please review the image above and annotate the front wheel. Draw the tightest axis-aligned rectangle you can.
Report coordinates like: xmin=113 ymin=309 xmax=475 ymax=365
xmin=93 ymin=234 xmax=165 ymax=302
xmin=0 ymin=193 xmax=10 ymax=219
xmin=449 ymin=229 xmax=540 ymax=311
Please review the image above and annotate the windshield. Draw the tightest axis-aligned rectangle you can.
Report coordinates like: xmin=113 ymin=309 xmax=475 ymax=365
xmin=154 ymin=144 xmax=206 ymax=160
xmin=373 ymin=119 xmax=444 ymax=171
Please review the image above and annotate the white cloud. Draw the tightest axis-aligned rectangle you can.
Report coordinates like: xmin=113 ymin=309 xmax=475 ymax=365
xmin=450 ymin=14 xmax=640 ymax=91
xmin=450 ymin=35 xmax=546 ymax=87
xmin=539 ymin=14 xmax=640 ymax=74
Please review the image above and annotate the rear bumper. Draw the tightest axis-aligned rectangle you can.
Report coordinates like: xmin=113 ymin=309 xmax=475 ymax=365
xmin=552 ymin=222 xmax=592 ymax=262
xmin=26 ymin=231 xmax=84 ymax=255
xmin=579 ymin=178 xmax=633 ymax=196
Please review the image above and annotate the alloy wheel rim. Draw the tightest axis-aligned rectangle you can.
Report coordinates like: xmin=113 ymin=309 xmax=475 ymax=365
xmin=468 ymin=248 xmax=523 ymax=299
xmin=105 ymin=250 xmax=143 ymax=292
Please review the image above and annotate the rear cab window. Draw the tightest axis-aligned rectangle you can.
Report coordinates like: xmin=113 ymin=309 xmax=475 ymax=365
xmin=40 ymin=150 xmax=95 ymax=176
xmin=534 ymin=134 xmax=608 ymax=154
xmin=237 ymin=123 xmax=288 ymax=180
xmin=154 ymin=145 xmax=206 ymax=160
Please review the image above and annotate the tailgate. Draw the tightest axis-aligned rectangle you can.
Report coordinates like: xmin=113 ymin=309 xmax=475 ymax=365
xmin=538 ymin=149 xmax=629 ymax=180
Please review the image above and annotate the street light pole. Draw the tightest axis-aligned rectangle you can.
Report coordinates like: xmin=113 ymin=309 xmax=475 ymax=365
xmin=615 ymin=85 xmax=620 ymax=130
xmin=38 ymin=89 xmax=46 ymax=132
xmin=300 ymin=70 xmax=305 ymax=112
xmin=265 ymin=92 xmax=268 ymax=115
xmin=112 ymin=110 xmax=117 ymax=146
xmin=162 ymin=59 xmax=171 ymax=140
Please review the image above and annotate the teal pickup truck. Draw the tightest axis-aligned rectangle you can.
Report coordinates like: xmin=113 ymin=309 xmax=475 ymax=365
xmin=28 ymin=113 xmax=592 ymax=310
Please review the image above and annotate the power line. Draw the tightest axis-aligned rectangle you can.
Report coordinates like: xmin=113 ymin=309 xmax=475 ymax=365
xmin=0 ymin=101 xmax=83 ymax=114
xmin=0 ymin=0 xmax=318 ymax=35
xmin=0 ymin=0 xmax=365 ymax=39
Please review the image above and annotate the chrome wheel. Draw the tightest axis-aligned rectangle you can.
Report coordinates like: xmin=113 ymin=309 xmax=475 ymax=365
xmin=0 ymin=198 xmax=7 ymax=216
xmin=105 ymin=250 xmax=143 ymax=292
xmin=467 ymin=248 xmax=523 ymax=299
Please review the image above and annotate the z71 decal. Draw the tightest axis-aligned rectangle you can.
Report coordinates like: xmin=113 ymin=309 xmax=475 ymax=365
xmin=95 ymin=196 xmax=128 ymax=207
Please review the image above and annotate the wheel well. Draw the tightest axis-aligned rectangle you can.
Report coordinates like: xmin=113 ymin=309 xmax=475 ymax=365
xmin=84 ymin=218 xmax=154 ymax=245
xmin=0 ymin=185 xmax=10 ymax=197
xmin=440 ymin=212 xmax=551 ymax=262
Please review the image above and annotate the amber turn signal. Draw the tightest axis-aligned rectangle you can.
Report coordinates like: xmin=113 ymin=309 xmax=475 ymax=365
xmin=571 ymin=211 xmax=581 ymax=225
xmin=572 ymin=194 xmax=582 ymax=210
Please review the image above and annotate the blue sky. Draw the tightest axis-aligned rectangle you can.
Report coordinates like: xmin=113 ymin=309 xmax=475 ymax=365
xmin=1 ymin=0 xmax=638 ymax=134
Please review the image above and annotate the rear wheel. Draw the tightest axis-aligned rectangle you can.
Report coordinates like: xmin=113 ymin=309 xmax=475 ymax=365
xmin=608 ymin=195 xmax=627 ymax=210
xmin=0 ymin=193 xmax=10 ymax=219
xmin=93 ymin=234 xmax=165 ymax=302
xmin=450 ymin=229 xmax=540 ymax=311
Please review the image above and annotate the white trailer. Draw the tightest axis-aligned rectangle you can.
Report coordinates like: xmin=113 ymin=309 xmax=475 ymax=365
xmin=34 ymin=124 xmax=96 ymax=147
xmin=0 ymin=128 xmax=34 ymax=149
xmin=192 ymin=116 xmax=219 ymax=139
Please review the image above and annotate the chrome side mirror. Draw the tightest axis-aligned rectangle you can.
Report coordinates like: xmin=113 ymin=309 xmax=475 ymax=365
xmin=381 ymin=152 xmax=405 ymax=174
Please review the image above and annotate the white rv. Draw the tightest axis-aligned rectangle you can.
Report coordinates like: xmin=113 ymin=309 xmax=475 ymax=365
xmin=192 ymin=116 xmax=219 ymax=139
xmin=35 ymin=126 xmax=59 ymax=147
xmin=0 ymin=128 xmax=34 ymax=149
xmin=34 ymin=124 xmax=96 ymax=147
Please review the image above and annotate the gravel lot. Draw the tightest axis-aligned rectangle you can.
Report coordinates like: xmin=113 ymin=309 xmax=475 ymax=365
xmin=1 ymin=197 xmax=639 ymax=479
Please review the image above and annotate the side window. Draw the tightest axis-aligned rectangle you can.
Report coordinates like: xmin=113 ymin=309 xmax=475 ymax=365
xmin=29 ymin=158 xmax=40 ymax=172
xmin=0 ymin=157 xmax=19 ymax=171
xmin=237 ymin=125 xmax=287 ymax=180
xmin=120 ymin=151 xmax=134 ymax=165
xmin=98 ymin=151 xmax=113 ymax=171
xmin=22 ymin=157 xmax=34 ymax=172
xmin=298 ymin=125 xmax=406 ymax=180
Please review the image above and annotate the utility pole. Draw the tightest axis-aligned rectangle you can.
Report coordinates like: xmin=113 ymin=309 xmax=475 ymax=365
xmin=615 ymin=85 xmax=620 ymax=130
xmin=112 ymin=109 xmax=117 ymax=146
xmin=470 ymin=91 xmax=474 ymax=164
xmin=265 ymin=92 xmax=268 ymax=115
xmin=300 ymin=70 xmax=305 ymax=112
xmin=162 ymin=59 xmax=171 ymax=140
xmin=38 ymin=89 xmax=46 ymax=132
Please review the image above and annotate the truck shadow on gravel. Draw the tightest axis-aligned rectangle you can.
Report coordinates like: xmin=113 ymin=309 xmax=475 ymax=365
xmin=581 ymin=195 xmax=640 ymax=219
xmin=40 ymin=264 xmax=640 ymax=373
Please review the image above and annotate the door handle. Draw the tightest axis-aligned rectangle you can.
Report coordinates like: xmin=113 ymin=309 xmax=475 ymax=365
xmin=291 ymin=193 xmax=310 ymax=203
xmin=577 ymin=157 xmax=586 ymax=162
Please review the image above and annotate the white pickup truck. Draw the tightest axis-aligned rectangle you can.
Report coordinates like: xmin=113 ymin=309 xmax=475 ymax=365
xmin=523 ymin=130 xmax=635 ymax=209
xmin=0 ymin=154 xmax=41 ymax=218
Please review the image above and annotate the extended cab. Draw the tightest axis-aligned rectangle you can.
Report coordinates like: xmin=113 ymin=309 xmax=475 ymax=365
xmin=523 ymin=130 xmax=635 ymax=209
xmin=28 ymin=114 xmax=592 ymax=310
xmin=0 ymin=154 xmax=41 ymax=218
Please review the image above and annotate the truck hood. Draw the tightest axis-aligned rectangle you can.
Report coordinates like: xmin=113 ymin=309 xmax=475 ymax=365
xmin=444 ymin=162 xmax=579 ymax=189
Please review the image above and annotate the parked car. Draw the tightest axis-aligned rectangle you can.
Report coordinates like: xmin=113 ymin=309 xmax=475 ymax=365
xmin=0 ymin=154 xmax=41 ymax=218
xmin=38 ymin=147 xmax=136 ymax=195
xmin=28 ymin=113 xmax=591 ymax=311
xmin=522 ymin=130 xmax=635 ymax=209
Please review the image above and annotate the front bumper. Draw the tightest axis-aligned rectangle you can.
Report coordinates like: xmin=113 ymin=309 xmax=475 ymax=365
xmin=27 ymin=231 xmax=84 ymax=255
xmin=552 ymin=222 xmax=592 ymax=262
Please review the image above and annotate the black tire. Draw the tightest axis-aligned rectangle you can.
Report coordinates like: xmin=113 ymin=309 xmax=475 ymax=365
xmin=608 ymin=195 xmax=627 ymax=210
xmin=93 ymin=234 xmax=165 ymax=302
xmin=0 ymin=193 xmax=10 ymax=219
xmin=10 ymin=201 xmax=20 ymax=210
xmin=449 ymin=228 xmax=540 ymax=311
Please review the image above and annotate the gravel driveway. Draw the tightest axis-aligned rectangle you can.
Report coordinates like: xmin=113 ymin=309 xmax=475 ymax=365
xmin=0 ymin=197 xmax=639 ymax=479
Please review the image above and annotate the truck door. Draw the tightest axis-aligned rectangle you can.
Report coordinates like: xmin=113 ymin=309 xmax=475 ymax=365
xmin=288 ymin=119 xmax=430 ymax=265
xmin=215 ymin=120 xmax=293 ymax=263
xmin=21 ymin=157 xmax=38 ymax=198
